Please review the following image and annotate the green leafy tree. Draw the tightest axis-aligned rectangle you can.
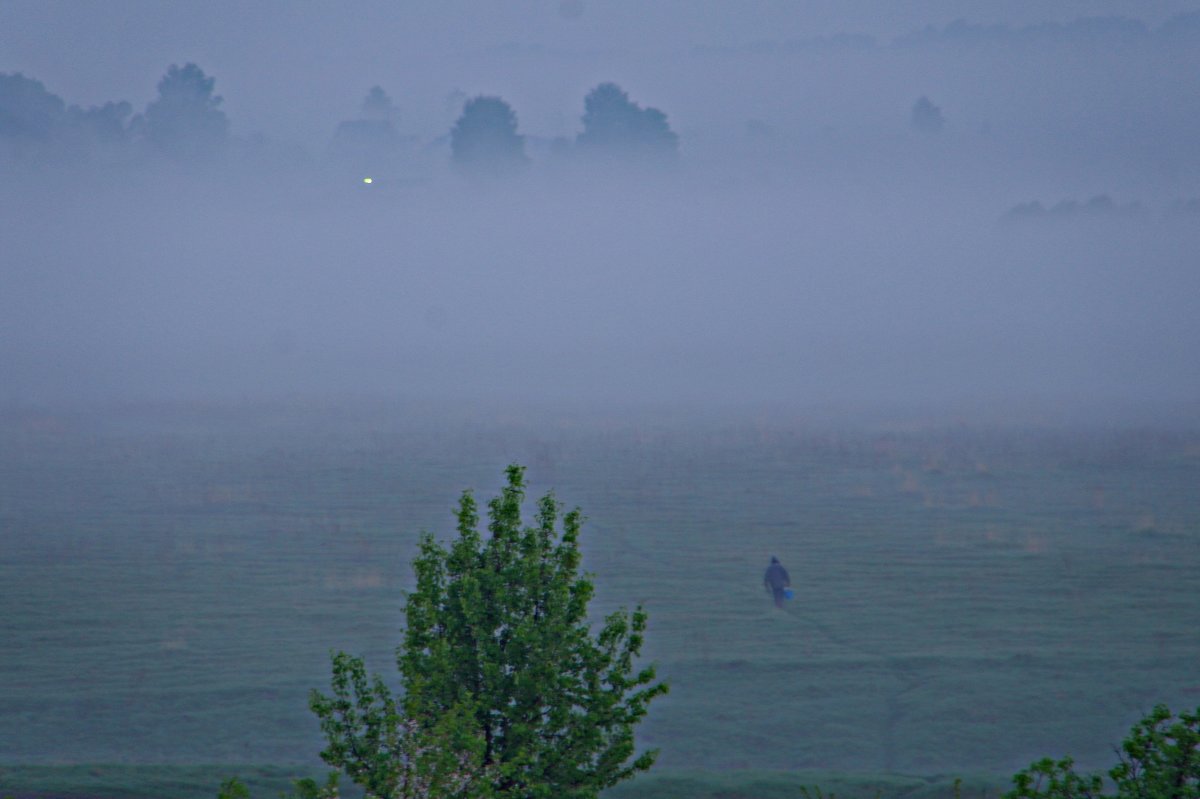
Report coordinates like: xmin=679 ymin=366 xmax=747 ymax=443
xmin=310 ymin=652 xmax=486 ymax=799
xmin=217 ymin=772 xmax=342 ymax=799
xmin=1009 ymin=758 xmax=1106 ymax=799
xmin=286 ymin=772 xmax=342 ymax=799
xmin=216 ymin=777 xmax=251 ymax=799
xmin=311 ymin=464 xmax=667 ymax=799
xmin=1111 ymin=705 xmax=1200 ymax=799
xmin=1007 ymin=705 xmax=1200 ymax=799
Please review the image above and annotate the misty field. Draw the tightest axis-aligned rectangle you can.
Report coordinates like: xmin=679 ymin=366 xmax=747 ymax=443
xmin=2 ymin=405 xmax=1199 ymax=792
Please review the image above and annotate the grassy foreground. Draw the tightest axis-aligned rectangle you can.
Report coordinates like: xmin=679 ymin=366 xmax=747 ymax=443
xmin=0 ymin=765 xmax=306 ymax=799
xmin=0 ymin=765 xmax=1006 ymax=799
xmin=3 ymin=407 xmax=1199 ymax=775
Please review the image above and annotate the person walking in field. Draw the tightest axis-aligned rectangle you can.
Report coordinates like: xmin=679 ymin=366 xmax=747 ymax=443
xmin=763 ymin=556 xmax=791 ymax=609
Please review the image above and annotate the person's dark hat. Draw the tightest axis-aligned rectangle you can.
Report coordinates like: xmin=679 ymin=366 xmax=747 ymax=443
xmin=770 ymin=556 xmax=779 ymax=563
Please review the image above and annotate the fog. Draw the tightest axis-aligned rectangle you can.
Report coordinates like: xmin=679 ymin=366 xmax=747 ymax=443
xmin=5 ymin=5 xmax=1200 ymax=784
xmin=3 ymin=1 xmax=1199 ymax=423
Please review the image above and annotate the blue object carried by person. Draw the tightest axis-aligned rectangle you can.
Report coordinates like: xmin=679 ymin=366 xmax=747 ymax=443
xmin=783 ymin=588 xmax=795 ymax=600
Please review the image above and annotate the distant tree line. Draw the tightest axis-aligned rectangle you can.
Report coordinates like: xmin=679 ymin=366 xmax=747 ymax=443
xmin=447 ymin=82 xmax=680 ymax=176
xmin=0 ymin=62 xmax=680 ymax=177
xmin=3 ymin=61 xmax=967 ymax=180
xmin=0 ymin=63 xmax=228 ymax=165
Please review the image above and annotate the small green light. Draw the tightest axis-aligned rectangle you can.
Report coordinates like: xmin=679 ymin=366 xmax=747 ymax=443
xmin=363 ymin=177 xmax=373 ymax=184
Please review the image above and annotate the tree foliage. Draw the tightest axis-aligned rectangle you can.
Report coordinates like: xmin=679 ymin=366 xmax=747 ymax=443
xmin=1 ymin=72 xmax=133 ymax=163
xmin=576 ymin=83 xmax=678 ymax=161
xmin=1007 ymin=705 xmax=1200 ymax=799
xmin=361 ymin=86 xmax=396 ymax=122
xmin=310 ymin=651 xmax=485 ymax=799
xmin=911 ymin=95 xmax=945 ymax=135
xmin=216 ymin=777 xmax=251 ymax=799
xmin=0 ymin=73 xmax=66 ymax=142
xmin=140 ymin=63 xmax=229 ymax=160
xmin=449 ymin=96 xmax=528 ymax=175
xmin=330 ymin=86 xmax=403 ymax=171
xmin=217 ymin=773 xmax=341 ymax=799
xmin=311 ymin=465 xmax=666 ymax=799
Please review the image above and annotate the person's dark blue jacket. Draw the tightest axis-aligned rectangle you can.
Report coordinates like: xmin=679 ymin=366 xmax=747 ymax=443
xmin=763 ymin=556 xmax=791 ymax=607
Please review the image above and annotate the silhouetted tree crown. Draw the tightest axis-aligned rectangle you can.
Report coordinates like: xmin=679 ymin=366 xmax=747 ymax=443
xmin=1 ymin=72 xmax=132 ymax=162
xmin=360 ymin=85 xmax=395 ymax=122
xmin=576 ymin=82 xmax=678 ymax=160
xmin=330 ymin=86 xmax=403 ymax=170
xmin=140 ymin=63 xmax=229 ymax=160
xmin=450 ymin=95 xmax=528 ymax=175
xmin=69 ymin=101 xmax=133 ymax=144
xmin=911 ymin=95 xmax=945 ymax=134
xmin=0 ymin=73 xmax=65 ymax=142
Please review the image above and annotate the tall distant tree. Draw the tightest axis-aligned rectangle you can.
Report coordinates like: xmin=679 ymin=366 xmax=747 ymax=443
xmin=330 ymin=86 xmax=403 ymax=172
xmin=450 ymin=96 xmax=528 ymax=175
xmin=0 ymin=73 xmax=66 ymax=143
xmin=311 ymin=465 xmax=667 ymax=799
xmin=140 ymin=63 xmax=229 ymax=160
xmin=576 ymin=83 xmax=678 ymax=161
xmin=361 ymin=85 xmax=396 ymax=122
xmin=911 ymin=95 xmax=945 ymax=134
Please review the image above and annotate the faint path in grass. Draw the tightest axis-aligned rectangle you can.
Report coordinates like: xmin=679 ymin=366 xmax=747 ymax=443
xmin=783 ymin=603 xmax=929 ymax=770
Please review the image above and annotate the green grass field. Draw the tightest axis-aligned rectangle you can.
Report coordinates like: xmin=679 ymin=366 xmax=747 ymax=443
xmin=0 ymin=764 xmax=1001 ymax=799
xmin=2 ymin=404 xmax=1198 ymax=797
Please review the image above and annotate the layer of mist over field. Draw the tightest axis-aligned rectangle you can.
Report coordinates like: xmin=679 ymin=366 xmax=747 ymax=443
xmin=3 ymin=1 xmax=1199 ymax=421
